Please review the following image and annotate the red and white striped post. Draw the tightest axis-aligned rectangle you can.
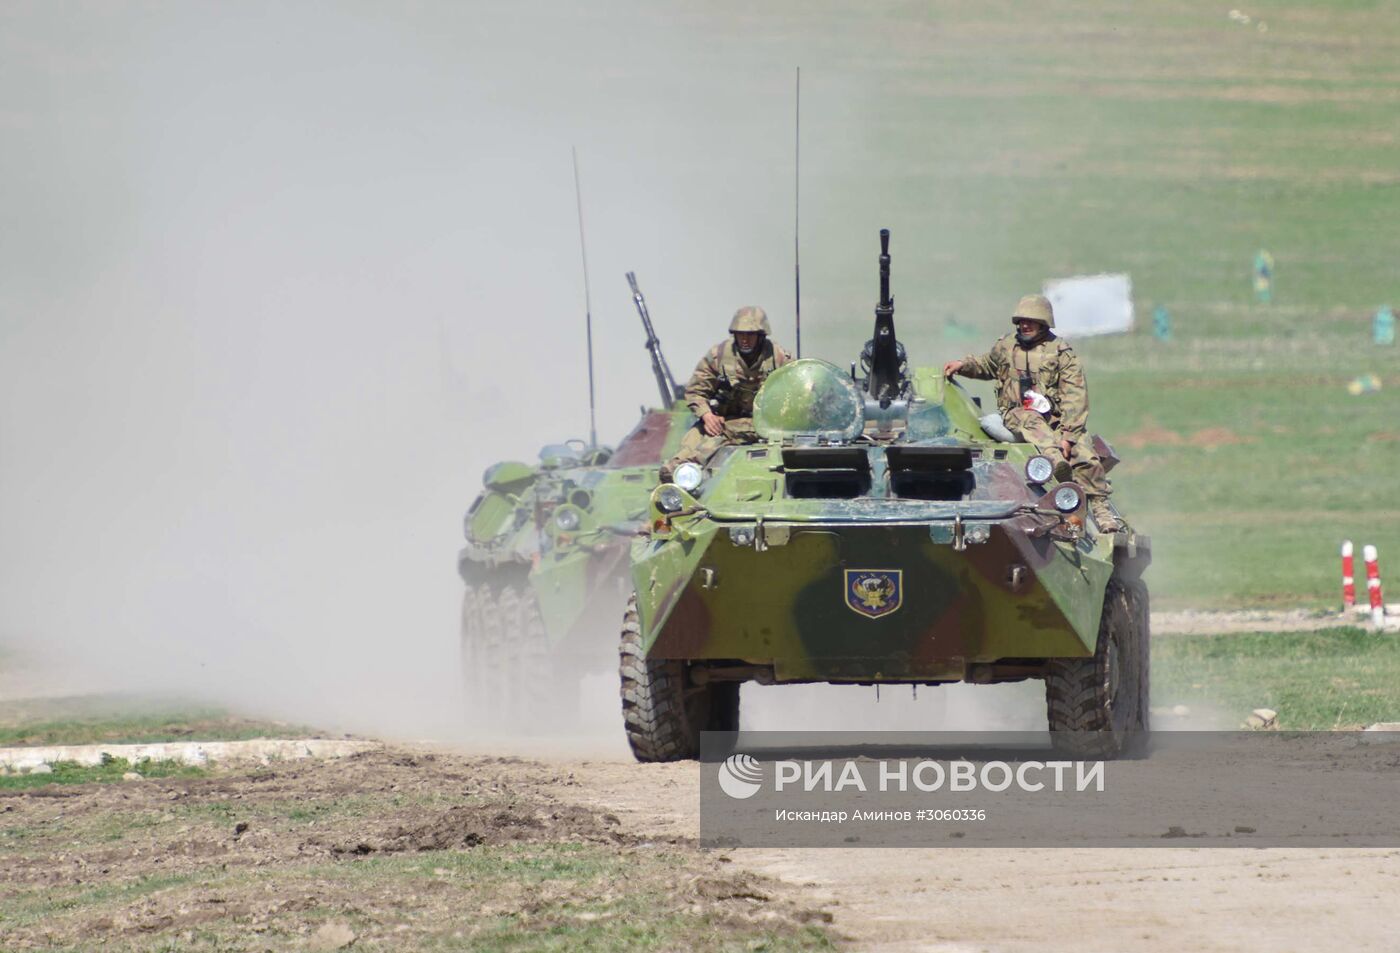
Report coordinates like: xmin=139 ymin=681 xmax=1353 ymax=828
xmin=1342 ymin=540 xmax=1356 ymax=610
xmin=1364 ymin=544 xmax=1384 ymax=629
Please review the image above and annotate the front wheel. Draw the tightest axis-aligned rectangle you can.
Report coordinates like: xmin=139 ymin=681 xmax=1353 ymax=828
xmin=460 ymin=582 xmax=552 ymax=731
xmin=1044 ymin=576 xmax=1150 ymax=758
xmin=619 ymin=593 xmax=739 ymax=762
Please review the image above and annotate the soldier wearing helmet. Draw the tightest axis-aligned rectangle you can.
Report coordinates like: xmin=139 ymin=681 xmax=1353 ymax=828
xmin=943 ymin=294 xmax=1120 ymax=532
xmin=660 ymin=306 xmax=790 ymax=482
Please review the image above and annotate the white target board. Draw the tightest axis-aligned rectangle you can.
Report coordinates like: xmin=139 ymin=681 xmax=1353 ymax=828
xmin=1042 ymin=273 xmax=1134 ymax=337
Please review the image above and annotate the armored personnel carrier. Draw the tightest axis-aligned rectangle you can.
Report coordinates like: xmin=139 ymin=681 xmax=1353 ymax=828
xmin=459 ymin=275 xmax=692 ymax=727
xmin=619 ymin=231 xmax=1151 ymax=760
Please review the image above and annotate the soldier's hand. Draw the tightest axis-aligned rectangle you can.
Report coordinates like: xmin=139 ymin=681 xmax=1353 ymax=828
xmin=1060 ymin=438 xmax=1072 ymax=459
xmin=942 ymin=360 xmax=963 ymax=378
xmin=701 ymin=412 xmax=725 ymax=437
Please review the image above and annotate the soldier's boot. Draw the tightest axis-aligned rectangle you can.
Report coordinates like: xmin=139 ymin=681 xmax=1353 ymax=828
xmin=661 ymin=424 xmax=710 ymax=484
xmin=1048 ymin=451 xmax=1074 ymax=483
xmin=1088 ymin=495 xmax=1121 ymax=534
xmin=1027 ymin=441 xmax=1072 ymax=482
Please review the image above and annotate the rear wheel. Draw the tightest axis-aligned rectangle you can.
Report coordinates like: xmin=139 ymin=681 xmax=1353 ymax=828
xmin=619 ymin=592 xmax=739 ymax=762
xmin=1045 ymin=576 xmax=1150 ymax=758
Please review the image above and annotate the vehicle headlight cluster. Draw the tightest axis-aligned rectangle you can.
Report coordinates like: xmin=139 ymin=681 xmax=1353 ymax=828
xmin=1051 ymin=483 xmax=1084 ymax=513
xmin=656 ymin=485 xmax=685 ymax=514
xmin=673 ymin=462 xmax=704 ymax=492
xmin=1024 ymin=455 xmax=1054 ymax=485
xmin=554 ymin=506 xmax=581 ymax=531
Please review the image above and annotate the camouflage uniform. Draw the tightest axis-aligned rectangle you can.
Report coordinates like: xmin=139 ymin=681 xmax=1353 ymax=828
xmin=660 ymin=309 xmax=790 ymax=482
xmin=956 ymin=297 xmax=1115 ymax=520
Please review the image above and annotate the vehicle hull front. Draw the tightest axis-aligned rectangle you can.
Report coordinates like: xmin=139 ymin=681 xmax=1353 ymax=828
xmin=632 ymin=520 xmax=1114 ymax=682
xmin=531 ymin=542 xmax=631 ymax=651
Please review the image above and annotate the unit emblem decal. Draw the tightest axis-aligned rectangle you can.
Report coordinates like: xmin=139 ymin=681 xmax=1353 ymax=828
xmin=844 ymin=569 xmax=903 ymax=619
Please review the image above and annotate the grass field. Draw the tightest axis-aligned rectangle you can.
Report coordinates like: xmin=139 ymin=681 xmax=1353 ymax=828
xmin=0 ymin=694 xmax=318 ymax=748
xmin=0 ymin=749 xmax=836 ymax=951
xmin=1154 ymin=627 xmax=1400 ymax=728
xmin=768 ymin=1 xmax=1400 ymax=609
xmin=0 ymin=756 xmax=206 ymax=791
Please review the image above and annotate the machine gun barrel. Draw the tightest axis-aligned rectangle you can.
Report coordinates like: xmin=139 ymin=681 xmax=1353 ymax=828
xmin=626 ymin=272 xmax=683 ymax=407
xmin=878 ymin=228 xmax=891 ymax=311
xmin=866 ymin=228 xmax=904 ymax=408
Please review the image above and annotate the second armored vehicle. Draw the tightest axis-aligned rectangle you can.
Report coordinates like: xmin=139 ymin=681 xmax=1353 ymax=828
xmin=459 ymin=274 xmax=692 ymax=728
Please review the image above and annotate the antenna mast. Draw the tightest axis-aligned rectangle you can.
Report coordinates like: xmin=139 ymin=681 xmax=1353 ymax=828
xmin=572 ymin=146 xmax=598 ymax=448
xmin=794 ymin=66 xmax=802 ymax=359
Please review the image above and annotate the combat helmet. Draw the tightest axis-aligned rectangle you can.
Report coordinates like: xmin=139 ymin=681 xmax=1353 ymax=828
xmin=729 ymin=306 xmax=772 ymax=335
xmin=1011 ymin=294 xmax=1055 ymax=329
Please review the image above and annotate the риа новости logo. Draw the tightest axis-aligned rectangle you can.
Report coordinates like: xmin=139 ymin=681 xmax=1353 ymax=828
xmin=717 ymin=753 xmax=763 ymax=799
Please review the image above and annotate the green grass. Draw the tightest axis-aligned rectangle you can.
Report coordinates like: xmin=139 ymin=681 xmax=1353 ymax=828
xmin=727 ymin=0 xmax=1400 ymax=609
xmin=0 ymin=756 xmax=206 ymax=791
xmin=0 ymin=694 xmax=321 ymax=747
xmin=1154 ymin=628 xmax=1400 ymax=728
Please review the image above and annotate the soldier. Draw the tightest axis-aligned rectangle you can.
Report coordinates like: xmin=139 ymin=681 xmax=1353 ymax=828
xmin=942 ymin=294 xmax=1121 ymax=532
xmin=660 ymin=306 xmax=790 ymax=482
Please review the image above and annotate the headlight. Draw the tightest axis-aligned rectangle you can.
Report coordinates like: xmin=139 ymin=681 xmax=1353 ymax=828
xmin=729 ymin=525 xmax=755 ymax=547
xmin=673 ymin=462 xmax=704 ymax=492
xmin=1051 ymin=483 xmax=1084 ymax=513
xmin=1025 ymin=455 xmax=1054 ymax=485
xmin=554 ymin=507 xmax=580 ymax=531
xmin=656 ymin=485 xmax=685 ymax=514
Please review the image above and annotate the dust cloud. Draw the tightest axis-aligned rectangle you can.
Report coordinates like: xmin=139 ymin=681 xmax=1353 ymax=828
xmin=1 ymin=4 xmax=1059 ymax=746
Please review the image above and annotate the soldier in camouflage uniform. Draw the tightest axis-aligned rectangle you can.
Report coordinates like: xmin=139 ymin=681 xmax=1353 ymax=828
xmin=660 ymin=306 xmax=790 ymax=482
xmin=943 ymin=294 xmax=1121 ymax=532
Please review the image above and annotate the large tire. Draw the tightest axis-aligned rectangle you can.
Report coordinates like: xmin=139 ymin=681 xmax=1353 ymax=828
xmin=459 ymin=583 xmax=489 ymax=719
xmin=1045 ymin=576 xmax=1150 ymax=758
xmin=461 ymin=582 xmax=552 ymax=730
xmin=619 ymin=593 xmax=739 ymax=762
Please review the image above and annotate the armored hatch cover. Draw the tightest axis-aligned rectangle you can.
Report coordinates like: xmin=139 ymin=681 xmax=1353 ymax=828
xmin=752 ymin=359 xmax=864 ymax=442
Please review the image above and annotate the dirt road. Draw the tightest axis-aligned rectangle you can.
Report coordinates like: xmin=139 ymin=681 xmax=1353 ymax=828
xmin=5 ymin=723 xmax=1399 ymax=950
xmin=506 ymin=747 xmax=1400 ymax=953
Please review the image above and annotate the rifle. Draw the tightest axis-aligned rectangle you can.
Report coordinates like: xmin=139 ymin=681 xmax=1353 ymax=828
xmin=626 ymin=272 xmax=684 ymax=407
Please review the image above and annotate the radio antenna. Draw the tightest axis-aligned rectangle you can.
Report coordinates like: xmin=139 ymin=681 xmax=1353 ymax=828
xmin=794 ymin=66 xmax=803 ymax=359
xmin=572 ymin=146 xmax=598 ymax=448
